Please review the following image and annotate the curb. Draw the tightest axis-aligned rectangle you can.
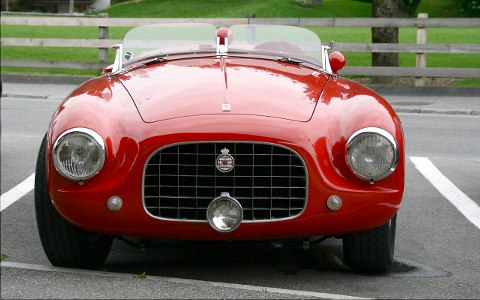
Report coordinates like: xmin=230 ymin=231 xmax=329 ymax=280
xmin=393 ymin=107 xmax=480 ymax=116
xmin=1 ymin=93 xmax=63 ymax=100
xmin=367 ymin=84 xmax=480 ymax=98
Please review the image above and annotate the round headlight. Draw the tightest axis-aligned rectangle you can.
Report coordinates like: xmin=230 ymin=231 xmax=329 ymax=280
xmin=53 ymin=128 xmax=105 ymax=181
xmin=346 ymin=127 xmax=398 ymax=182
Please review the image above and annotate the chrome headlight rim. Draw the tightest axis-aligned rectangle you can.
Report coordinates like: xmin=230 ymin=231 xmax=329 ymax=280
xmin=346 ymin=127 xmax=399 ymax=182
xmin=52 ymin=127 xmax=106 ymax=181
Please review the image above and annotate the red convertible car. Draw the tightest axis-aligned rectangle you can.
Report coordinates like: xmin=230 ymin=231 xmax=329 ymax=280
xmin=35 ymin=23 xmax=404 ymax=273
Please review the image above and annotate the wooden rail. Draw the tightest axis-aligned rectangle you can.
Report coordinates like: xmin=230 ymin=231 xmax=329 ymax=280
xmin=1 ymin=15 xmax=480 ymax=80
xmin=2 ymin=38 xmax=480 ymax=54
xmin=2 ymin=16 xmax=480 ymax=27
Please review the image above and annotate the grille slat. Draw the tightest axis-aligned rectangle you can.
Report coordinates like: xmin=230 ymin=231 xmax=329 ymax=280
xmin=143 ymin=142 xmax=307 ymax=221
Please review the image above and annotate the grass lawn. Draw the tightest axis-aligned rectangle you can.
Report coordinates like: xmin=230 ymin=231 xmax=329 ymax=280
xmin=101 ymin=0 xmax=372 ymax=18
xmin=1 ymin=0 xmax=477 ymax=85
xmin=0 ymin=66 xmax=101 ymax=77
xmin=101 ymin=0 xmax=461 ymax=18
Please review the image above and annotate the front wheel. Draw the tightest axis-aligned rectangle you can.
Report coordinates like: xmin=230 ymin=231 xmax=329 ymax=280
xmin=343 ymin=214 xmax=397 ymax=273
xmin=34 ymin=134 xmax=113 ymax=269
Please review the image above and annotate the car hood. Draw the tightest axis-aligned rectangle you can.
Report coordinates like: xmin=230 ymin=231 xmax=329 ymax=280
xmin=117 ymin=57 xmax=329 ymax=122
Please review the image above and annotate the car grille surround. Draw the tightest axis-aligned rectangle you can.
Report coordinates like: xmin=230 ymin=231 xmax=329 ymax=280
xmin=143 ymin=142 xmax=308 ymax=222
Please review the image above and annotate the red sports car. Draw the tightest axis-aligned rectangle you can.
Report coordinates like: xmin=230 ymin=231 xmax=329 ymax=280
xmin=35 ymin=23 xmax=404 ymax=273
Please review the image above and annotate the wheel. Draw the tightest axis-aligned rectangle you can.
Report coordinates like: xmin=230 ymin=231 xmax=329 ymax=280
xmin=34 ymin=134 xmax=113 ymax=269
xmin=343 ymin=214 xmax=397 ymax=273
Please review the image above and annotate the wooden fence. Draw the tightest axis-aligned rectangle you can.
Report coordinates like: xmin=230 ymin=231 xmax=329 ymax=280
xmin=1 ymin=15 xmax=480 ymax=82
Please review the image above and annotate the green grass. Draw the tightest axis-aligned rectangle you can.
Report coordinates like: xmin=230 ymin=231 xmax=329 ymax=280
xmin=134 ymin=272 xmax=147 ymax=279
xmin=1 ymin=46 xmax=102 ymax=62
xmin=0 ymin=66 xmax=101 ymax=76
xmin=100 ymin=0 xmax=372 ymax=18
xmin=1 ymin=0 xmax=476 ymax=85
xmin=0 ymin=26 xmax=131 ymax=39
xmin=99 ymin=0 xmax=463 ymax=18
xmin=450 ymin=78 xmax=480 ymax=87
xmin=416 ymin=0 xmax=460 ymax=18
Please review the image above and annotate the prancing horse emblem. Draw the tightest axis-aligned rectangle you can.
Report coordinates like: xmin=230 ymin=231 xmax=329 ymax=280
xmin=216 ymin=148 xmax=234 ymax=173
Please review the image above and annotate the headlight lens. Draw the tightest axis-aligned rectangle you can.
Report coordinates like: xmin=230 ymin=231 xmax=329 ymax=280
xmin=53 ymin=128 xmax=105 ymax=180
xmin=346 ymin=127 xmax=398 ymax=182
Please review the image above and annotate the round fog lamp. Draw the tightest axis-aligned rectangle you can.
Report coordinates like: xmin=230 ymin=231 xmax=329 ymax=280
xmin=107 ymin=196 xmax=123 ymax=211
xmin=207 ymin=193 xmax=243 ymax=232
xmin=327 ymin=195 xmax=342 ymax=211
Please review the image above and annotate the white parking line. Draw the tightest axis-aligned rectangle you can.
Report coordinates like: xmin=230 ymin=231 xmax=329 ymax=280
xmin=0 ymin=173 xmax=35 ymax=212
xmin=1 ymin=261 xmax=367 ymax=299
xmin=410 ymin=157 xmax=480 ymax=230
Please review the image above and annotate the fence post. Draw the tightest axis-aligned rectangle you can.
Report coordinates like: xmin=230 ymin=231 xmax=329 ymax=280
xmin=98 ymin=13 xmax=109 ymax=67
xmin=246 ymin=13 xmax=255 ymax=24
xmin=415 ymin=13 xmax=428 ymax=86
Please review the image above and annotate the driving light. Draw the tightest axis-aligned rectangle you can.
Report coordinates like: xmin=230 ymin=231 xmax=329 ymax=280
xmin=53 ymin=128 xmax=105 ymax=181
xmin=327 ymin=195 xmax=342 ymax=211
xmin=346 ymin=127 xmax=398 ymax=182
xmin=107 ymin=196 xmax=123 ymax=211
xmin=207 ymin=192 xmax=243 ymax=232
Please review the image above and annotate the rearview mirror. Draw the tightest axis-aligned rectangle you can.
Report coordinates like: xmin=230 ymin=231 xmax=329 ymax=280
xmin=329 ymin=51 xmax=346 ymax=74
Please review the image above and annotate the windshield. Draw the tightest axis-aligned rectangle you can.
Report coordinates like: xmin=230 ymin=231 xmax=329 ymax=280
xmin=228 ymin=25 xmax=322 ymax=66
xmin=122 ymin=23 xmax=323 ymax=68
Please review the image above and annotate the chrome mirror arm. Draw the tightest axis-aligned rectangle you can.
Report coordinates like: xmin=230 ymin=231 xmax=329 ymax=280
xmin=112 ymin=44 xmax=123 ymax=74
xmin=322 ymin=41 xmax=334 ymax=74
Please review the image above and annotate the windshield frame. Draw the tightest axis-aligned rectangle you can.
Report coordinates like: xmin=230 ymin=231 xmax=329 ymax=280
xmin=113 ymin=23 xmax=330 ymax=74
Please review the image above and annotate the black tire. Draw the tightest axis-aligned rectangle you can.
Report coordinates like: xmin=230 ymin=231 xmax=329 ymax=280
xmin=34 ymin=134 xmax=113 ymax=269
xmin=343 ymin=214 xmax=397 ymax=273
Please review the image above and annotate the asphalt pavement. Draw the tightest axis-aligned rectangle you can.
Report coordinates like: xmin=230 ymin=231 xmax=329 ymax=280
xmin=2 ymin=76 xmax=479 ymax=116
xmin=1 ymin=79 xmax=479 ymax=299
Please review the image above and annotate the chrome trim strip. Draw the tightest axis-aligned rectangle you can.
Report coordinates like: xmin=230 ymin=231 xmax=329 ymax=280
xmin=346 ymin=127 xmax=399 ymax=182
xmin=52 ymin=127 xmax=106 ymax=181
xmin=142 ymin=141 xmax=309 ymax=223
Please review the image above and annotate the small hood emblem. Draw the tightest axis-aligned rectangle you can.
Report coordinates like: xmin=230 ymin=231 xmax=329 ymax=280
xmin=222 ymin=104 xmax=231 ymax=112
xmin=216 ymin=148 xmax=234 ymax=173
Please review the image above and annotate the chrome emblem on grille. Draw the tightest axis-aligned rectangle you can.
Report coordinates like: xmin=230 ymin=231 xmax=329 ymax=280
xmin=216 ymin=148 xmax=234 ymax=173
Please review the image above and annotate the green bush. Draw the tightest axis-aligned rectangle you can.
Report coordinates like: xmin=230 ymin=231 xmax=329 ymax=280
xmin=458 ymin=0 xmax=480 ymax=17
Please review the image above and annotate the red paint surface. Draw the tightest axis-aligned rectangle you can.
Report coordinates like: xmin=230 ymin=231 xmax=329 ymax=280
xmin=118 ymin=57 xmax=328 ymax=122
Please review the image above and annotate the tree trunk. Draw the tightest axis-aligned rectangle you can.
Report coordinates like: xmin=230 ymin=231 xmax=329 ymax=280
xmin=372 ymin=0 xmax=400 ymax=84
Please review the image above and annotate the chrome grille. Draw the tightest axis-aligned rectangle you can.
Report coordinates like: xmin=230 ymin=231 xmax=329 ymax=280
xmin=143 ymin=142 xmax=307 ymax=221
